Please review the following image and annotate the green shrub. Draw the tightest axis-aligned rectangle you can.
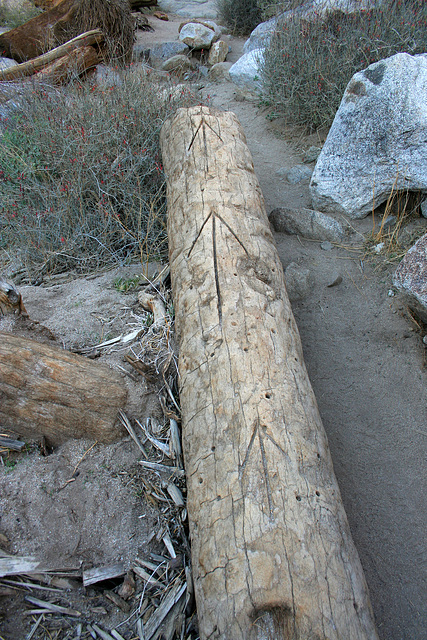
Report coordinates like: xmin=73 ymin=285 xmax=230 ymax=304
xmin=261 ymin=0 xmax=427 ymax=131
xmin=216 ymin=0 xmax=281 ymax=35
xmin=0 ymin=69 xmax=200 ymax=278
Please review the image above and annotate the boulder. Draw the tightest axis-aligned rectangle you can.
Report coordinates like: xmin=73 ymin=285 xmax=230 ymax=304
xmin=179 ymin=22 xmax=216 ymax=50
xmin=179 ymin=18 xmax=221 ymax=40
xmin=393 ymin=233 xmax=427 ymax=323
xmin=229 ymin=48 xmax=264 ymax=94
xmin=207 ymin=39 xmax=228 ymax=66
xmin=157 ymin=0 xmax=217 ymax=19
xmin=310 ymin=53 xmax=427 ymax=219
xmin=208 ymin=61 xmax=232 ymax=81
xmin=269 ymin=207 xmax=348 ymax=242
xmin=0 ymin=57 xmax=18 ymax=70
xmin=162 ymin=54 xmax=197 ymax=73
xmin=243 ymin=16 xmax=278 ymax=54
xmin=142 ymin=41 xmax=190 ymax=67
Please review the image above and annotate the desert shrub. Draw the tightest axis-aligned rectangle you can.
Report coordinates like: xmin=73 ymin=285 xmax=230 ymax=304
xmin=216 ymin=0 xmax=281 ymax=35
xmin=261 ymin=0 xmax=427 ymax=130
xmin=0 ymin=69 xmax=200 ymax=278
xmin=0 ymin=0 xmax=41 ymax=28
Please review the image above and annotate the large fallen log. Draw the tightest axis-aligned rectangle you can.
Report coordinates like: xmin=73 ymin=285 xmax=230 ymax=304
xmin=160 ymin=106 xmax=378 ymax=640
xmin=0 ymin=332 xmax=127 ymax=445
xmin=0 ymin=0 xmax=134 ymax=65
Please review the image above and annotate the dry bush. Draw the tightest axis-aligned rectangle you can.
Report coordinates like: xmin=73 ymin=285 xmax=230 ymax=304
xmin=216 ymin=0 xmax=280 ymax=35
xmin=0 ymin=69 xmax=201 ymax=279
xmin=261 ymin=0 xmax=427 ymax=130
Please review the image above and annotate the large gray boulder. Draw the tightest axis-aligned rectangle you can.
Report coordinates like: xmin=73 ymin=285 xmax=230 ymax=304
xmin=269 ymin=207 xmax=348 ymax=242
xmin=179 ymin=22 xmax=216 ymax=49
xmin=393 ymin=233 xmax=427 ymax=323
xmin=310 ymin=53 xmax=427 ymax=219
xmin=158 ymin=0 xmax=217 ymax=19
xmin=243 ymin=16 xmax=278 ymax=55
xmin=229 ymin=49 xmax=264 ymax=94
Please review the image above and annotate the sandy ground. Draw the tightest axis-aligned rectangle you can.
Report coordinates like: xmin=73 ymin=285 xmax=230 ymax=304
xmin=0 ymin=11 xmax=426 ymax=640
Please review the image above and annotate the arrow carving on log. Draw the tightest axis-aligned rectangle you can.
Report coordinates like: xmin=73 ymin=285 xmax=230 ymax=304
xmin=187 ymin=210 xmax=249 ymax=326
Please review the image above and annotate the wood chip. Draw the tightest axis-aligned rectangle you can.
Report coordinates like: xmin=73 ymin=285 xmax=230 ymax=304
xmin=0 ymin=556 xmax=40 ymax=577
xmin=117 ymin=570 xmax=135 ymax=600
xmin=83 ymin=563 xmax=126 ymax=587
xmin=162 ymin=533 xmax=176 ymax=559
xmin=104 ymin=590 xmax=130 ymax=613
xmin=138 ymin=460 xmax=185 ymax=478
xmin=169 ymin=420 xmax=182 ymax=467
xmin=132 ymin=565 xmax=164 ymax=588
xmin=92 ymin=623 xmax=115 ymax=640
xmin=136 ymin=418 xmax=170 ymax=456
xmin=141 ymin=580 xmax=186 ymax=640
xmin=24 ymin=595 xmax=81 ymax=617
xmin=118 ymin=411 xmax=148 ymax=459
xmin=0 ymin=435 xmax=26 ymax=451
xmin=166 ymin=483 xmax=185 ymax=507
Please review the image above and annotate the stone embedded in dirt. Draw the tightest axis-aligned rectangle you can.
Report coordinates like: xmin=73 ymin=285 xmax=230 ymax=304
xmin=0 ymin=57 xmax=18 ymax=70
xmin=393 ymin=232 xmax=427 ymax=323
xmin=269 ymin=206 xmax=348 ymax=242
xmin=207 ymin=40 xmax=228 ymax=66
xmin=320 ymin=241 xmax=333 ymax=251
xmin=179 ymin=22 xmax=216 ymax=50
xmin=284 ymin=261 xmax=314 ymax=301
xmin=208 ymin=61 xmax=232 ymax=82
xmin=179 ymin=18 xmax=221 ymax=40
xmin=280 ymin=164 xmax=313 ymax=184
xmin=303 ymin=146 xmax=322 ymax=164
xmin=421 ymin=198 xmax=427 ymax=218
xmin=162 ymin=54 xmax=197 ymax=74
xmin=229 ymin=49 xmax=264 ymax=94
xmin=138 ymin=41 xmax=189 ymax=68
xmin=310 ymin=53 xmax=427 ymax=219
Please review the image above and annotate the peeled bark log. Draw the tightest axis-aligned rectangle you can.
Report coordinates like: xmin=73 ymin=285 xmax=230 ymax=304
xmin=160 ymin=106 xmax=378 ymax=640
xmin=0 ymin=332 xmax=127 ymax=445
xmin=33 ymin=44 xmax=100 ymax=84
xmin=0 ymin=31 xmax=103 ymax=82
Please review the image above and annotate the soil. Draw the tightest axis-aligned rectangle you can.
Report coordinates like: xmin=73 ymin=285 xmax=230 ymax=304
xmin=1 ymin=11 xmax=427 ymax=640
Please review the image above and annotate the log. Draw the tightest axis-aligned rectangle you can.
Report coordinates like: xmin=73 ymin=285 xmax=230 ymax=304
xmin=0 ymin=332 xmax=127 ymax=445
xmin=33 ymin=44 xmax=101 ymax=84
xmin=160 ymin=106 xmax=379 ymax=640
xmin=0 ymin=30 xmax=103 ymax=82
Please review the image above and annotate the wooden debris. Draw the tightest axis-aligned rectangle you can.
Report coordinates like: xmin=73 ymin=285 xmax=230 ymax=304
xmin=32 ymin=44 xmax=101 ymax=84
xmin=0 ymin=332 xmax=127 ymax=445
xmin=0 ymin=30 xmax=103 ymax=81
xmin=138 ymin=460 xmax=185 ymax=478
xmin=153 ymin=11 xmax=168 ymax=21
xmin=25 ymin=595 xmax=81 ymax=617
xmin=132 ymin=565 xmax=164 ymax=588
xmin=117 ymin=570 xmax=136 ymax=600
xmin=0 ymin=556 xmax=40 ymax=577
xmin=141 ymin=580 xmax=186 ymax=640
xmin=0 ymin=279 xmax=28 ymax=315
xmin=0 ymin=435 xmax=26 ymax=451
xmin=118 ymin=410 xmax=148 ymax=458
xmin=83 ymin=563 xmax=126 ymax=587
xmin=136 ymin=418 xmax=170 ymax=456
xmin=138 ymin=291 xmax=167 ymax=327
xmin=160 ymin=106 xmax=379 ymax=639
xmin=104 ymin=590 xmax=130 ymax=613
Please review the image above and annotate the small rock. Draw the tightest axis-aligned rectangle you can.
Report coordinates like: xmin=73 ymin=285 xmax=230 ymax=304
xmin=303 ymin=146 xmax=322 ymax=164
xmin=374 ymin=242 xmax=385 ymax=253
xmin=139 ymin=41 xmax=190 ymax=68
xmin=388 ymin=289 xmax=396 ymax=297
xmin=162 ymin=54 xmax=197 ymax=74
xmin=208 ymin=62 xmax=232 ymax=82
xmin=382 ymin=215 xmax=397 ymax=231
xmin=320 ymin=241 xmax=333 ymax=251
xmin=327 ymin=274 xmax=343 ymax=288
xmin=423 ymin=335 xmax=427 ymax=345
xmin=421 ymin=198 xmax=427 ymax=218
xmin=179 ymin=19 xmax=221 ymax=41
xmin=153 ymin=11 xmax=168 ymax=20
xmin=208 ymin=40 xmax=228 ymax=66
xmin=269 ymin=207 xmax=348 ymax=242
xmin=284 ymin=164 xmax=313 ymax=185
xmin=179 ymin=22 xmax=216 ymax=50
xmin=0 ymin=57 xmax=18 ymax=70
xmin=284 ymin=262 xmax=315 ymax=301
xmin=393 ymin=232 xmax=427 ymax=323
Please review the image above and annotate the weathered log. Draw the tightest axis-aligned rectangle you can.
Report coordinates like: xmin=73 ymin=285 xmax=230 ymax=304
xmin=33 ymin=44 xmax=100 ymax=84
xmin=0 ymin=31 xmax=103 ymax=82
xmin=0 ymin=332 xmax=127 ymax=445
xmin=0 ymin=280 xmax=28 ymax=316
xmin=160 ymin=106 xmax=379 ymax=640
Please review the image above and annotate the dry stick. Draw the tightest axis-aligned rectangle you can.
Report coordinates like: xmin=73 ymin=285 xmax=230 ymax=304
xmin=0 ymin=29 xmax=104 ymax=81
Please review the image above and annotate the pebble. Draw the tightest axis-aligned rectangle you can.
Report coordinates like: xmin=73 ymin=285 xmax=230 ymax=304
xmin=320 ymin=241 xmax=333 ymax=251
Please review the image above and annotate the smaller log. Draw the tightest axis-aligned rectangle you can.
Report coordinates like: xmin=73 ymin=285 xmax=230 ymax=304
xmin=33 ymin=45 xmax=100 ymax=84
xmin=0 ymin=332 xmax=127 ymax=445
xmin=0 ymin=30 xmax=103 ymax=82
xmin=0 ymin=280 xmax=28 ymax=316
